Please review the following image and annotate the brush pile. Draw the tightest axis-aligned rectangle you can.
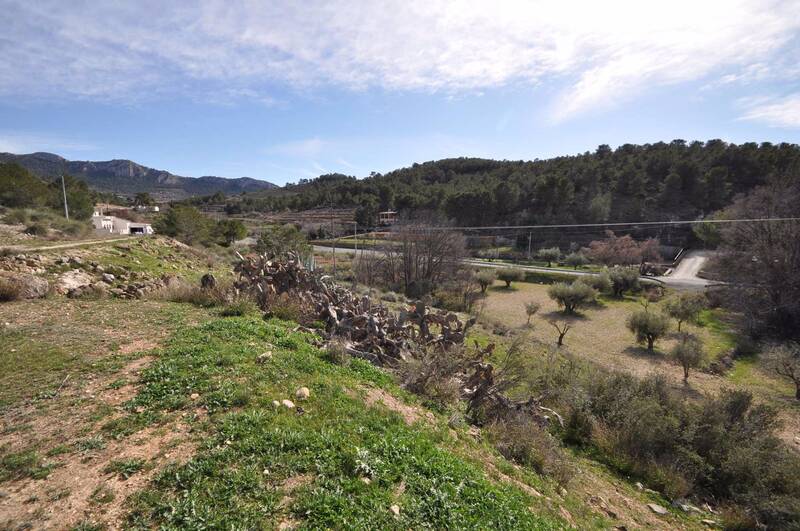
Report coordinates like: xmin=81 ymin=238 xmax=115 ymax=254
xmin=234 ymin=252 xmax=557 ymax=426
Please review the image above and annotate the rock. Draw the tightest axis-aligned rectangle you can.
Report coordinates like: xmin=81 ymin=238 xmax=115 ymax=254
xmin=94 ymin=264 xmax=105 ymax=273
xmin=272 ymin=400 xmax=281 ymax=408
xmin=0 ymin=272 xmax=49 ymax=299
xmin=69 ymin=256 xmax=83 ymax=266
xmin=558 ymin=486 xmax=568 ymax=497
xmin=295 ymin=387 xmax=310 ymax=400
xmin=360 ymin=477 xmax=371 ymax=484
xmin=102 ymin=273 xmax=115 ymax=283
xmin=701 ymin=519 xmax=718 ymax=527
xmin=57 ymin=269 xmax=94 ymax=293
xmin=389 ymin=504 xmax=401 ymax=516
xmin=673 ymin=499 xmax=701 ymax=513
xmin=647 ymin=503 xmax=668 ymax=515
xmin=635 ymin=482 xmax=644 ymax=490
xmin=256 ymin=352 xmax=273 ymax=364
xmin=190 ymin=393 xmax=200 ymax=400
xmin=200 ymin=273 xmax=216 ymax=290
xmin=281 ymin=399 xmax=295 ymax=409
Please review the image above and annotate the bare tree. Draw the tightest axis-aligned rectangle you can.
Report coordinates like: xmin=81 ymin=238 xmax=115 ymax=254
xmin=387 ymin=214 xmax=467 ymax=296
xmin=715 ymin=179 xmax=800 ymax=338
xmin=548 ymin=320 xmax=572 ymax=346
xmin=764 ymin=342 xmax=800 ymax=400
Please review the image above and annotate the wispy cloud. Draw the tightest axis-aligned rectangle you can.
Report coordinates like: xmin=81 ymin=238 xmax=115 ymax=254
xmin=267 ymin=138 xmax=328 ymax=158
xmin=738 ymin=93 xmax=800 ymax=128
xmin=2 ymin=0 xmax=799 ymax=121
xmin=0 ymin=131 xmax=98 ymax=154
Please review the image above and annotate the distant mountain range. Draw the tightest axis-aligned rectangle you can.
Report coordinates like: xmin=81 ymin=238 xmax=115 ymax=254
xmin=0 ymin=152 xmax=276 ymax=201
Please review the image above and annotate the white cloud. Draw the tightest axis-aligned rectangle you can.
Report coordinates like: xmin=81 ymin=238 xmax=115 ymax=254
xmin=1 ymin=0 xmax=799 ymax=120
xmin=0 ymin=131 xmax=97 ymax=154
xmin=267 ymin=138 xmax=328 ymax=158
xmin=739 ymin=93 xmax=800 ymax=128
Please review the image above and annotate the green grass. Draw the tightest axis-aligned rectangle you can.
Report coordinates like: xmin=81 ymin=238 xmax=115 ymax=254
xmin=122 ymin=316 xmax=571 ymax=529
xmin=695 ymin=309 xmax=737 ymax=359
xmin=0 ymin=448 xmax=54 ymax=481
xmin=0 ymin=329 xmax=87 ymax=409
xmin=105 ymin=458 xmax=147 ymax=479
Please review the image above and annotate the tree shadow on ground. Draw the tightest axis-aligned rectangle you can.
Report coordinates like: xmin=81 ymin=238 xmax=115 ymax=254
xmin=542 ymin=310 xmax=588 ymax=322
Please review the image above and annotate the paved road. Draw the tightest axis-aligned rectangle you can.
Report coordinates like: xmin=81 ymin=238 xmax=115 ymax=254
xmin=313 ymin=245 xmax=714 ymax=290
xmin=1 ymin=236 xmax=135 ymax=253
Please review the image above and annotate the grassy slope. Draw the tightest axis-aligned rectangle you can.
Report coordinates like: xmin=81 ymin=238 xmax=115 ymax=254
xmin=124 ymin=316 xmax=574 ymax=530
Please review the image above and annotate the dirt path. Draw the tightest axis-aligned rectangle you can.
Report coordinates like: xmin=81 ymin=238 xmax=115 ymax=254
xmin=1 ymin=236 xmax=135 ymax=253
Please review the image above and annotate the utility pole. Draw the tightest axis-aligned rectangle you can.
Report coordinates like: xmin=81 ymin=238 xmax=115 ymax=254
xmin=527 ymin=232 xmax=532 ymax=260
xmin=61 ymin=174 xmax=70 ymax=220
xmin=330 ymin=197 xmax=336 ymax=280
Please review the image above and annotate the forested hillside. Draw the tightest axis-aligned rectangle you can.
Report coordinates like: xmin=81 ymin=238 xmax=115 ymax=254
xmin=240 ymin=140 xmax=800 ymax=225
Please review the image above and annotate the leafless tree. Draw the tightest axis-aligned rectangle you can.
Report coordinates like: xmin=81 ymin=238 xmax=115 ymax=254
xmin=548 ymin=320 xmax=572 ymax=346
xmin=764 ymin=342 xmax=800 ymax=400
xmin=386 ymin=213 xmax=467 ymax=296
xmin=715 ymin=178 xmax=800 ymax=338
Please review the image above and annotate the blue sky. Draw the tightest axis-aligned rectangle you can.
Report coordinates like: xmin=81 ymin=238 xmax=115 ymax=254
xmin=1 ymin=1 xmax=800 ymax=185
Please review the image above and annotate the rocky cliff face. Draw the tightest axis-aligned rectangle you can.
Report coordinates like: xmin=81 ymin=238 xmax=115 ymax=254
xmin=0 ymin=152 xmax=276 ymax=200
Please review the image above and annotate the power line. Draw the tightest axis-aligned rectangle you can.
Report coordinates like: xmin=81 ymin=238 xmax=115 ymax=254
xmin=432 ymin=217 xmax=800 ymax=231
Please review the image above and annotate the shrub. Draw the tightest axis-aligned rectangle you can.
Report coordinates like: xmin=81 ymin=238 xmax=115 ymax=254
xmin=626 ymin=309 xmax=670 ymax=351
xmin=0 ymin=278 xmax=22 ymax=302
xmin=475 ymin=269 xmax=497 ymax=293
xmin=578 ymin=271 xmax=612 ymax=294
xmin=399 ymin=346 xmax=467 ymax=410
xmin=564 ymin=252 xmax=589 ymax=270
xmin=325 ymin=340 xmax=351 ymax=366
xmin=487 ymin=418 xmax=575 ymax=487
xmin=547 ymin=281 xmax=596 ymax=314
xmin=24 ymin=223 xmax=48 ymax=236
xmin=152 ymin=282 xmax=227 ymax=307
xmin=497 ymin=268 xmax=524 ymax=288
xmin=219 ymin=295 xmax=259 ymax=317
xmin=608 ymin=267 xmax=640 ymax=297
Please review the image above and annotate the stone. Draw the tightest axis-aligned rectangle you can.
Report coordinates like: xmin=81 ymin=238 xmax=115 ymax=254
xmin=295 ymin=387 xmax=310 ymax=400
xmin=635 ymin=482 xmax=644 ymax=490
xmin=0 ymin=272 xmax=49 ymax=299
xmin=272 ymin=400 xmax=281 ymax=408
xmin=281 ymin=399 xmax=295 ymax=409
xmin=360 ymin=477 xmax=371 ymax=484
xmin=256 ymin=352 xmax=273 ymax=364
xmin=57 ymin=269 xmax=93 ymax=293
xmin=647 ymin=503 xmax=668 ymax=515
xmin=701 ymin=520 xmax=718 ymax=527
xmin=389 ymin=504 xmax=401 ymax=516
xmin=102 ymin=273 xmax=115 ymax=283
xmin=190 ymin=393 xmax=200 ymax=400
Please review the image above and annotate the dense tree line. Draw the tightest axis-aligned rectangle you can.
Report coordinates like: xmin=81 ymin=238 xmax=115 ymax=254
xmin=0 ymin=162 xmax=95 ymax=220
xmin=236 ymin=140 xmax=800 ymax=226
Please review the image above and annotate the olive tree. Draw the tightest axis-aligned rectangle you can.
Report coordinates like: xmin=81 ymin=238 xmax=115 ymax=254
xmin=497 ymin=268 xmax=524 ymax=288
xmin=671 ymin=333 xmax=704 ymax=381
xmin=536 ymin=247 xmax=561 ymax=267
xmin=564 ymin=252 xmax=589 ymax=270
xmin=663 ymin=292 xmax=706 ymax=332
xmin=476 ymin=269 xmax=497 ymax=293
xmin=547 ymin=282 xmax=596 ymax=314
xmin=608 ymin=267 xmax=640 ymax=298
xmin=524 ymin=301 xmax=541 ymax=326
xmin=626 ymin=309 xmax=670 ymax=351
